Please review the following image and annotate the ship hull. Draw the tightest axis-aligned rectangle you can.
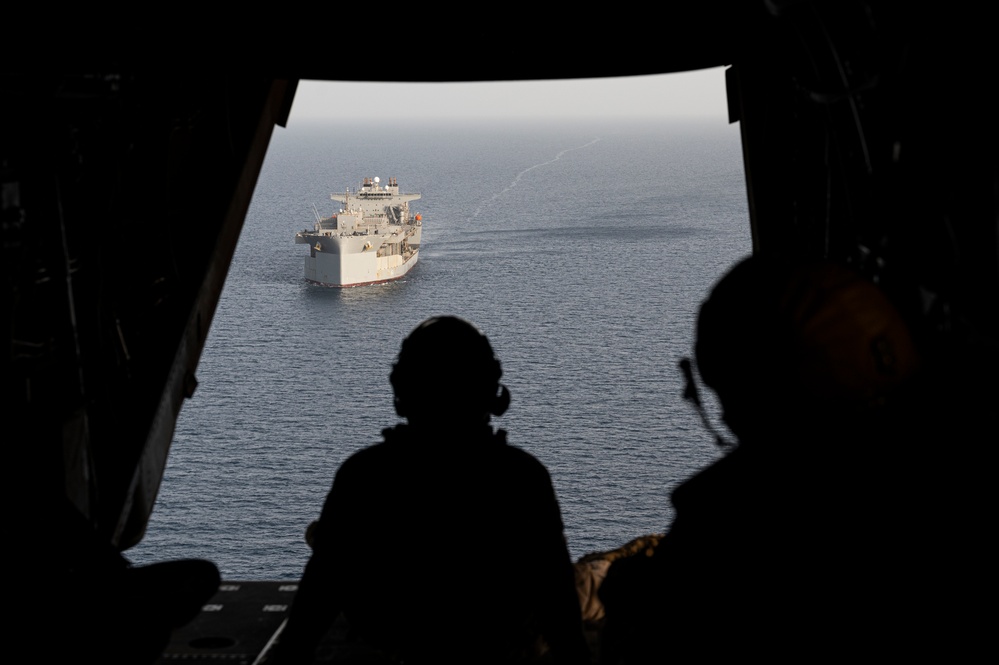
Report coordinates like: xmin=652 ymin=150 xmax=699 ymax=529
xmin=304 ymin=247 xmax=419 ymax=287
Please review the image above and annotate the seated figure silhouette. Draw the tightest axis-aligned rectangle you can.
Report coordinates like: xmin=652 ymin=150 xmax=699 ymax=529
xmin=267 ymin=316 xmax=591 ymax=665
xmin=23 ymin=495 xmax=221 ymax=665
xmin=597 ymin=254 xmax=924 ymax=662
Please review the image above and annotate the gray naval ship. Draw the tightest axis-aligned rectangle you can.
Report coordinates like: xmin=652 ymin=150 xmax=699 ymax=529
xmin=295 ymin=176 xmax=423 ymax=286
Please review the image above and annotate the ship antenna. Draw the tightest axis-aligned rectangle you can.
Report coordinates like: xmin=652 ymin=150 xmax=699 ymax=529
xmin=312 ymin=203 xmax=321 ymax=224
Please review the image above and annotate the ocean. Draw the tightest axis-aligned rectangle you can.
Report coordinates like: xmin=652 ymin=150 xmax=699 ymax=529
xmin=126 ymin=116 xmax=752 ymax=580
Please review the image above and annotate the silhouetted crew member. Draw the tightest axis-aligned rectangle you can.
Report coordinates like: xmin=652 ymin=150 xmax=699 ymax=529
xmin=268 ymin=316 xmax=591 ymax=665
xmin=28 ymin=496 xmax=221 ymax=665
xmin=598 ymin=255 xmax=923 ymax=662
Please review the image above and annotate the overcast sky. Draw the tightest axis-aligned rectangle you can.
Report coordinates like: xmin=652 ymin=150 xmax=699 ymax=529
xmin=289 ymin=67 xmax=730 ymax=122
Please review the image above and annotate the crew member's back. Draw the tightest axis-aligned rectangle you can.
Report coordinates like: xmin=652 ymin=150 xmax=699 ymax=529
xmin=267 ymin=316 xmax=590 ymax=665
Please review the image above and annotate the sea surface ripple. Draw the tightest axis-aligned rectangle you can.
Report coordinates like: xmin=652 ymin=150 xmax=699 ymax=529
xmin=128 ymin=117 xmax=751 ymax=580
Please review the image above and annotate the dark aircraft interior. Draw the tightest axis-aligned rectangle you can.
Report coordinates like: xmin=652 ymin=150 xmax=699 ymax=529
xmin=3 ymin=2 xmax=995 ymax=662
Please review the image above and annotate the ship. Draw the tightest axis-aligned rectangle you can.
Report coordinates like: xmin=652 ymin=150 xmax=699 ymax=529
xmin=295 ymin=176 xmax=423 ymax=287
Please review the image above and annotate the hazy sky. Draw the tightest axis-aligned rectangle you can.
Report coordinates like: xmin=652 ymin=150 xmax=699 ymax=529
xmin=289 ymin=67 xmax=730 ymax=122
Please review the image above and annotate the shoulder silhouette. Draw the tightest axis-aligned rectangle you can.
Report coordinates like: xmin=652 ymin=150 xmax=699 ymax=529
xmin=267 ymin=316 xmax=590 ymax=665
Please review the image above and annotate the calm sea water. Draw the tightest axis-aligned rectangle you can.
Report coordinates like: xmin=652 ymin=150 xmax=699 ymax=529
xmin=127 ymin=117 xmax=751 ymax=580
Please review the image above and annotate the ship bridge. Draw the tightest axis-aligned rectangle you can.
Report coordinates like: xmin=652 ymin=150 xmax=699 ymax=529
xmin=330 ymin=176 xmax=422 ymax=222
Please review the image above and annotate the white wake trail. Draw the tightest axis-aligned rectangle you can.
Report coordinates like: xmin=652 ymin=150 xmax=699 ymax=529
xmin=470 ymin=137 xmax=602 ymax=220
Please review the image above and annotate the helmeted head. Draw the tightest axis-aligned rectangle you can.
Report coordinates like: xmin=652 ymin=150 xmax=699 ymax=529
xmin=390 ymin=316 xmax=510 ymax=427
xmin=694 ymin=255 xmax=921 ymax=440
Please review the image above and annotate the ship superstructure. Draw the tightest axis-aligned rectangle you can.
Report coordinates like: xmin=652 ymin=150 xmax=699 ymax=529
xmin=295 ymin=176 xmax=422 ymax=286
